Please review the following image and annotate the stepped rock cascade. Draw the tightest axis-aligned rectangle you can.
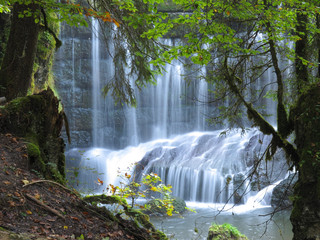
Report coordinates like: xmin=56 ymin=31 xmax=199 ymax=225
xmin=54 ymin=22 xmax=289 ymax=204
xmin=65 ymin=129 xmax=288 ymax=204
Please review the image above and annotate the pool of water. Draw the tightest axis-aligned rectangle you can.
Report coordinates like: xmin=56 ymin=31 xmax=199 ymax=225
xmin=150 ymin=202 xmax=293 ymax=240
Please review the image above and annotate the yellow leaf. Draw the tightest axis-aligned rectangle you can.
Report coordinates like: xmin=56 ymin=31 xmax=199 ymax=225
xmin=22 ymin=180 xmax=29 ymax=185
xmin=64 ymin=226 xmax=68 ymax=230
xmin=26 ymin=210 xmax=32 ymax=215
xmin=150 ymin=186 xmax=158 ymax=192
xmin=226 ymin=11 xmax=230 ymax=16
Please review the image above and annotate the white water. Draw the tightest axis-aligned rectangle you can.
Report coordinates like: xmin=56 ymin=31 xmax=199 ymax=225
xmin=66 ymin=129 xmax=287 ymax=205
xmin=92 ymin=18 xmax=102 ymax=147
xmin=58 ymin=21 xmax=295 ymax=239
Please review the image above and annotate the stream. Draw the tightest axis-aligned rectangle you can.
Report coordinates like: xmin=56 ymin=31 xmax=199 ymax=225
xmin=150 ymin=203 xmax=292 ymax=240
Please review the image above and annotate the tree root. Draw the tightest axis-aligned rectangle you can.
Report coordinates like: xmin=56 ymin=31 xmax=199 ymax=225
xmin=22 ymin=179 xmax=79 ymax=196
xmin=25 ymin=193 xmax=65 ymax=220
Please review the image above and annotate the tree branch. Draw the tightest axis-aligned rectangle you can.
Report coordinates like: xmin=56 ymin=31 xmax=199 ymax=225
xmin=40 ymin=7 xmax=62 ymax=49
xmin=223 ymin=57 xmax=299 ymax=166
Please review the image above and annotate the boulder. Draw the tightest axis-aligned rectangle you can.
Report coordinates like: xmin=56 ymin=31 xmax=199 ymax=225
xmin=207 ymin=223 xmax=248 ymax=240
xmin=146 ymin=196 xmax=187 ymax=215
xmin=271 ymin=173 xmax=298 ymax=210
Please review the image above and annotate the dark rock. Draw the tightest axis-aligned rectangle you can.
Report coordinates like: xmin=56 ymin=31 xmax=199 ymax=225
xmin=233 ymin=173 xmax=246 ymax=204
xmin=271 ymin=173 xmax=298 ymax=210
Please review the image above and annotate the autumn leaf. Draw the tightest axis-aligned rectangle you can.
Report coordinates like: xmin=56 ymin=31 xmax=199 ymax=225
xmin=125 ymin=173 xmax=131 ymax=179
xmin=226 ymin=11 xmax=230 ymax=16
xmin=34 ymin=194 xmax=41 ymax=200
xmin=95 ymin=178 xmax=103 ymax=185
xmin=3 ymin=180 xmax=11 ymax=185
xmin=26 ymin=210 xmax=32 ymax=215
xmin=8 ymin=201 xmax=15 ymax=207
xmin=14 ymin=192 xmax=21 ymax=197
xmin=150 ymin=186 xmax=158 ymax=192
xmin=22 ymin=179 xmax=29 ymax=185
xmin=64 ymin=226 xmax=68 ymax=230
xmin=70 ymin=216 xmax=80 ymax=221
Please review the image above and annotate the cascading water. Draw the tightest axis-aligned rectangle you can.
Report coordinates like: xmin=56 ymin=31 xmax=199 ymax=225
xmin=55 ymin=22 xmax=289 ymax=207
xmin=66 ymin=128 xmax=288 ymax=205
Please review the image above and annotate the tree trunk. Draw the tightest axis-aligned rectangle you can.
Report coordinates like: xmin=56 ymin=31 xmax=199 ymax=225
xmin=0 ymin=3 xmax=40 ymax=101
xmin=295 ymin=11 xmax=309 ymax=91
xmin=0 ymin=88 xmax=66 ymax=183
xmin=0 ymin=12 xmax=10 ymax=64
xmin=317 ymin=13 xmax=320 ymax=78
xmin=291 ymin=84 xmax=320 ymax=240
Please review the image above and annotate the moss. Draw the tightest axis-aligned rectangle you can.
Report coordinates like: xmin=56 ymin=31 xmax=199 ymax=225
xmin=47 ymin=162 xmax=65 ymax=184
xmin=26 ymin=142 xmax=45 ymax=173
xmin=208 ymin=223 xmax=248 ymax=240
xmin=32 ymin=12 xmax=60 ymax=93
xmin=83 ymin=194 xmax=168 ymax=239
xmin=154 ymin=230 xmax=168 ymax=240
xmin=0 ymin=89 xmax=65 ymax=184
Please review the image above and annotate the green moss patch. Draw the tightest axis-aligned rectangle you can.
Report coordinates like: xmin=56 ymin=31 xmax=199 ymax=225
xmin=208 ymin=223 xmax=248 ymax=240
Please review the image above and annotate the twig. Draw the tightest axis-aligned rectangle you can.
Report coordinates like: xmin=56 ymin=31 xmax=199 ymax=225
xmin=25 ymin=193 xmax=65 ymax=220
xmin=22 ymin=180 xmax=78 ymax=196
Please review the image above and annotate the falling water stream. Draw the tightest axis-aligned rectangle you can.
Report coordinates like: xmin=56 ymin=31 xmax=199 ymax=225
xmin=56 ymin=20 xmax=294 ymax=240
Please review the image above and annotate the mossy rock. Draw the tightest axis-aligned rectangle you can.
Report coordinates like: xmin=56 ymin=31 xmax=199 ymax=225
xmin=207 ymin=223 xmax=248 ymax=240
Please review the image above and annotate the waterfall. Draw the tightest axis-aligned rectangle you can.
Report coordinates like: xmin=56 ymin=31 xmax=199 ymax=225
xmin=92 ymin=19 xmax=102 ymax=147
xmin=55 ymin=22 xmax=290 ymax=207
xmin=66 ymin=129 xmax=288 ymax=204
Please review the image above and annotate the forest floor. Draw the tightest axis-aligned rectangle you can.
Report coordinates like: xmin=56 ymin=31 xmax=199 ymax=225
xmin=0 ymin=133 xmax=154 ymax=240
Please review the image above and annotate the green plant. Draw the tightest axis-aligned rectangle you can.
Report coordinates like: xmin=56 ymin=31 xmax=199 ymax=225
xmin=108 ymin=171 xmax=176 ymax=216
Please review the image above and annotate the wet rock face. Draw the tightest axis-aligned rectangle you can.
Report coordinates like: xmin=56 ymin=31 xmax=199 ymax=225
xmin=271 ymin=173 xmax=297 ymax=210
xmin=233 ymin=173 xmax=246 ymax=204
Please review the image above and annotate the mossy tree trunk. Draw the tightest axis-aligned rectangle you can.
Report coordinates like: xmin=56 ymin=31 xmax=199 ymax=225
xmin=0 ymin=3 xmax=40 ymax=101
xmin=290 ymin=85 xmax=320 ymax=240
xmin=0 ymin=88 xmax=66 ymax=183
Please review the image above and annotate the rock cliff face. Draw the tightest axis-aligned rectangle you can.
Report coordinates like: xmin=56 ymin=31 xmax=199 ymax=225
xmin=53 ymin=23 xmax=219 ymax=149
xmin=53 ymin=23 xmax=95 ymax=148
